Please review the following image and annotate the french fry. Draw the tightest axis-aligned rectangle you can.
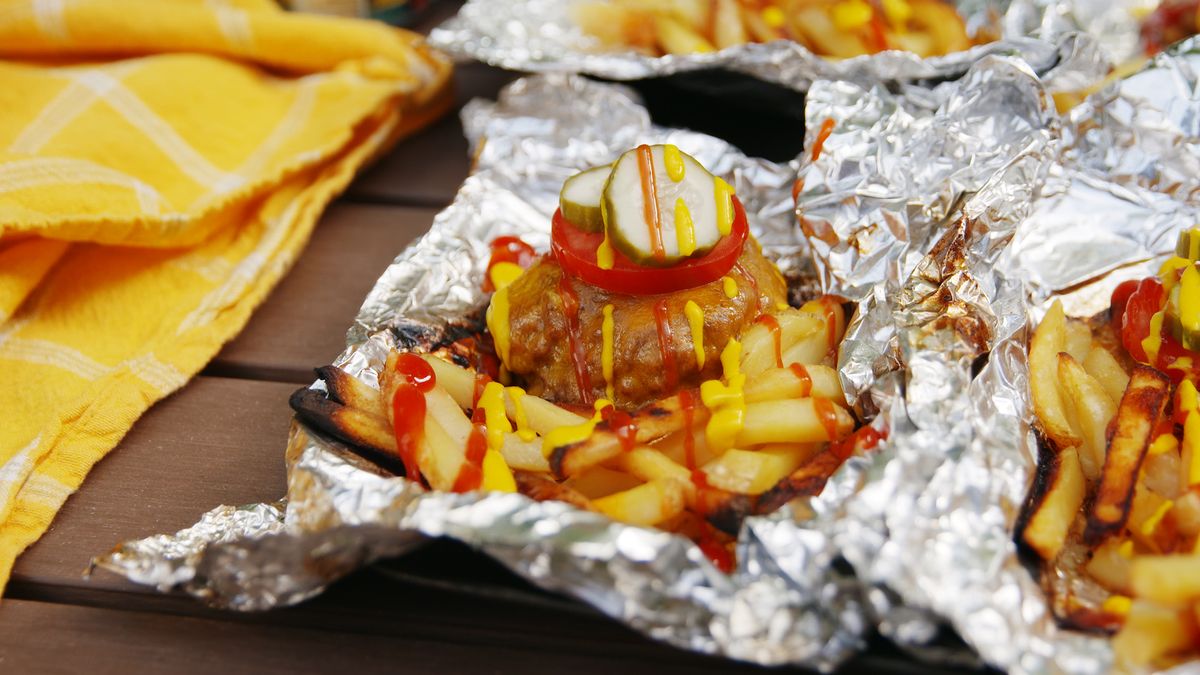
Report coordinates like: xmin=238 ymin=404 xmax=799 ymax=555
xmin=608 ymin=447 xmax=691 ymax=487
xmin=738 ymin=5 xmax=785 ymax=44
xmin=289 ymin=387 xmax=397 ymax=456
xmin=316 ymin=365 xmax=388 ymax=421
xmin=421 ymin=354 xmax=586 ymax=433
xmin=513 ymin=471 xmax=592 ymax=510
xmin=1083 ymin=346 xmax=1131 ymax=404
xmin=740 ymin=310 xmax=824 ymax=377
xmin=754 ymin=449 xmax=846 ymax=515
xmin=906 ymin=0 xmax=972 ymax=55
xmin=1085 ymin=365 xmax=1171 ymax=546
xmin=1131 ymin=555 xmax=1200 ymax=605
xmin=653 ymin=14 xmax=715 ymax=54
xmin=696 ymin=445 xmax=817 ymax=495
xmin=571 ymin=2 xmax=657 ymax=52
xmin=567 ymin=466 xmax=644 ymax=499
xmin=742 ymin=364 xmax=842 ymax=403
xmin=1029 ymin=301 xmax=1082 ymax=449
xmin=789 ymin=6 xmax=871 ymax=58
xmin=591 ymin=478 xmax=687 ymax=526
xmin=1064 ymin=319 xmax=1093 ymax=364
xmin=1112 ymin=601 xmax=1195 ymax=667
xmin=1058 ymin=353 xmax=1117 ymax=482
xmin=1085 ymin=539 xmax=1133 ymax=594
xmin=712 ymin=0 xmax=747 ymax=49
xmin=735 ymin=398 xmax=853 ymax=446
xmin=497 ymin=434 xmax=551 ymax=473
xmin=1022 ymin=447 xmax=1087 ymax=560
xmin=419 ymin=414 xmax=464 ymax=491
xmin=655 ymin=428 xmax=720 ymax=468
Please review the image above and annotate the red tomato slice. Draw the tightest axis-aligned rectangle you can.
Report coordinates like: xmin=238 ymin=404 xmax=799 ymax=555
xmin=1109 ymin=279 xmax=1140 ymax=333
xmin=1120 ymin=277 xmax=1163 ymax=364
xmin=551 ymin=197 xmax=750 ymax=296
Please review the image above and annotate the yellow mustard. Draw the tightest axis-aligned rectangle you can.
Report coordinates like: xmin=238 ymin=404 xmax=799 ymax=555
xmin=541 ymin=399 xmax=612 ymax=457
xmin=721 ymin=276 xmax=737 ymax=299
xmin=506 ymin=386 xmax=537 ymax=442
xmin=1180 ymin=379 xmax=1199 ymax=415
xmin=663 ymin=144 xmax=685 ymax=182
xmin=1141 ymin=309 xmax=1164 ymax=365
xmin=761 ymin=5 xmax=785 ymax=28
xmin=602 ymin=304 xmax=615 ymax=402
xmin=1101 ymin=595 xmax=1131 ymax=617
xmin=675 ymin=198 xmax=696 ymax=256
xmin=1187 ymin=410 xmax=1200 ymax=488
xmin=1140 ymin=499 xmax=1174 ymax=537
xmin=700 ymin=339 xmax=747 ymax=451
xmin=881 ymin=0 xmax=912 ymax=25
xmin=596 ymin=234 xmax=615 ymax=270
xmin=714 ymin=177 xmax=735 ymax=236
xmin=489 ymin=261 xmax=524 ymax=291
xmin=478 ymin=381 xmax=512 ymax=452
xmin=684 ymin=300 xmax=705 ymax=368
xmin=831 ymin=0 xmax=872 ymax=30
xmin=1148 ymin=433 xmax=1179 ymax=456
xmin=487 ymin=287 xmax=512 ymax=364
xmin=481 ymin=448 xmax=517 ymax=492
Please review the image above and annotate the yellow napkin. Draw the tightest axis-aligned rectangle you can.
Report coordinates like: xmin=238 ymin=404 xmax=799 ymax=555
xmin=0 ymin=0 xmax=451 ymax=595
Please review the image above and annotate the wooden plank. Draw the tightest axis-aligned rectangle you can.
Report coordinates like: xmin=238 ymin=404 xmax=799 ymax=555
xmin=344 ymin=63 xmax=517 ymax=206
xmin=10 ymin=376 xmax=295 ymax=594
xmin=204 ymin=204 xmax=438 ymax=383
xmin=0 ymin=599 xmax=783 ymax=675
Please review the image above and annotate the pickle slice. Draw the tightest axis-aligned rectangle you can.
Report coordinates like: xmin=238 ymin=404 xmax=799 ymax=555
xmin=1177 ymin=228 xmax=1200 ymax=260
xmin=559 ymin=165 xmax=610 ymax=233
xmin=601 ymin=144 xmax=726 ymax=267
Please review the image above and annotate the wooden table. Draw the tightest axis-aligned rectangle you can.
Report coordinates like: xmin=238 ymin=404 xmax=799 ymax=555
xmin=0 ymin=24 xmax=972 ymax=675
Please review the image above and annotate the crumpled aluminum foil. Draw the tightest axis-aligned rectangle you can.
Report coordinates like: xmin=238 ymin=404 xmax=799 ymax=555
xmin=93 ymin=74 xmax=864 ymax=670
xmin=428 ymin=0 xmax=1138 ymax=93
xmin=797 ymin=37 xmax=1200 ymax=674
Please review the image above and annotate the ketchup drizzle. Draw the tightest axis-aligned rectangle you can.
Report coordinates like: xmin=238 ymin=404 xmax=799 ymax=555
xmin=756 ymin=314 xmax=784 ymax=369
xmin=679 ymin=389 xmax=698 ymax=470
xmin=810 ymin=118 xmax=836 ymax=162
xmin=652 ymin=299 xmax=680 ymax=393
xmin=482 ymin=235 xmax=537 ymax=292
xmin=601 ymin=406 xmax=638 ymax=452
xmin=813 ymin=398 xmax=840 ymax=441
xmin=391 ymin=353 xmax=437 ymax=482
xmin=558 ymin=275 xmax=594 ymax=405
xmin=788 ymin=363 xmax=813 ymax=397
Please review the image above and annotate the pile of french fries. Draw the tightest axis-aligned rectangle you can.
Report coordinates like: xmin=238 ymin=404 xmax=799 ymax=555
xmin=1024 ymin=300 xmax=1200 ymax=668
xmin=572 ymin=0 xmax=978 ymax=59
xmin=292 ymin=302 xmax=867 ymax=568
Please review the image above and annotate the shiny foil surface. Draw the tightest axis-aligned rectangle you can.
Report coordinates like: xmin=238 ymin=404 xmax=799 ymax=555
xmin=428 ymin=0 xmax=1142 ymax=92
xmin=91 ymin=31 xmax=1200 ymax=675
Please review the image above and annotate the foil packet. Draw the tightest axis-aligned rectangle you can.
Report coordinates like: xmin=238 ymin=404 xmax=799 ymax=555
xmin=427 ymin=0 xmax=1141 ymax=94
xmin=797 ymin=36 xmax=1200 ymax=674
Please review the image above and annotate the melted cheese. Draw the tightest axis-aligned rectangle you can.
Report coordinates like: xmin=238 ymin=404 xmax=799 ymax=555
xmin=663 ymin=144 xmax=685 ymax=182
xmin=684 ymin=300 xmax=705 ymax=368
xmin=506 ymin=386 xmax=537 ymax=442
xmin=713 ymin=177 xmax=735 ymax=236
xmin=722 ymin=276 xmax=737 ymax=299
xmin=487 ymin=287 xmax=512 ymax=364
xmin=674 ymin=198 xmax=696 ymax=256
xmin=601 ymin=304 xmax=615 ymax=402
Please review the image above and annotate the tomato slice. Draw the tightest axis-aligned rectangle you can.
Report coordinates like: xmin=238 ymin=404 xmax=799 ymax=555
xmin=551 ymin=197 xmax=750 ymax=295
xmin=1109 ymin=279 xmax=1140 ymax=333
xmin=1120 ymin=277 xmax=1163 ymax=364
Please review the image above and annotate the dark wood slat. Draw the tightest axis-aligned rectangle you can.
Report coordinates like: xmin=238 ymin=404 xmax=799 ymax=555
xmin=344 ymin=63 xmax=517 ymax=206
xmin=0 ymin=599 xmax=774 ymax=675
xmin=10 ymin=376 xmax=294 ymax=594
xmin=203 ymin=204 xmax=437 ymax=383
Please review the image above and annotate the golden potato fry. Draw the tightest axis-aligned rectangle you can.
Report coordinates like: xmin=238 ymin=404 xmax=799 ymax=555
xmin=513 ymin=470 xmax=592 ymax=510
xmin=1128 ymin=481 xmax=1172 ymax=553
xmin=592 ymin=478 xmax=687 ymax=526
xmin=742 ymin=364 xmax=842 ymax=403
xmin=420 ymin=414 xmax=465 ymax=491
xmin=1085 ymin=539 xmax=1133 ymax=594
xmin=1064 ymin=319 xmax=1093 ymax=364
xmin=497 ymin=434 xmax=551 ymax=473
xmin=1085 ymin=365 xmax=1171 ymax=546
xmin=654 ymin=14 xmax=715 ymax=54
xmin=654 ymin=428 xmax=721 ymax=468
xmin=736 ymin=398 xmax=854 ymax=446
xmin=739 ymin=5 xmax=785 ymax=43
xmin=1131 ymin=555 xmax=1200 ymax=605
xmin=421 ymin=354 xmax=586 ymax=433
xmin=906 ymin=0 xmax=972 ymax=55
xmin=1083 ymin=346 xmax=1130 ymax=405
xmin=567 ymin=466 xmax=644 ymax=499
xmin=571 ymin=2 xmax=657 ymax=52
xmin=712 ymin=0 xmax=748 ymax=49
xmin=788 ymin=6 xmax=871 ymax=58
xmin=1057 ymin=353 xmax=1116 ymax=482
xmin=1112 ymin=600 xmax=1195 ymax=668
xmin=754 ymin=448 xmax=847 ymax=515
xmin=1172 ymin=488 xmax=1200 ymax=538
xmin=739 ymin=310 xmax=824 ymax=377
xmin=608 ymin=447 xmax=691 ymax=486
xmin=1030 ymin=301 xmax=1082 ymax=449
xmin=1022 ymin=446 xmax=1086 ymax=560
xmin=696 ymin=445 xmax=818 ymax=495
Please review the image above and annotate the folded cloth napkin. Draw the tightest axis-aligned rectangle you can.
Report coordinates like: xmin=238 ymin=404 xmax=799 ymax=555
xmin=0 ymin=0 xmax=452 ymax=595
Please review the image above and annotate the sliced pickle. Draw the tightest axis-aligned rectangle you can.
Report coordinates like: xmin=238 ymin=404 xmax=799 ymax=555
xmin=1177 ymin=228 xmax=1200 ymax=260
xmin=559 ymin=165 xmax=610 ymax=232
xmin=601 ymin=144 xmax=728 ymax=267
xmin=1166 ymin=265 xmax=1200 ymax=351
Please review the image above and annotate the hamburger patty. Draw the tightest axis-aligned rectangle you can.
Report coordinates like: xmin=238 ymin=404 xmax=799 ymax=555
xmin=495 ymin=238 xmax=787 ymax=410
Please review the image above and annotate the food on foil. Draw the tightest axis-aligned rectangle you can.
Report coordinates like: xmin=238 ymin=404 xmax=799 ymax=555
xmin=1021 ymin=227 xmax=1200 ymax=669
xmin=292 ymin=145 xmax=882 ymax=570
xmin=571 ymin=0 xmax=981 ymax=59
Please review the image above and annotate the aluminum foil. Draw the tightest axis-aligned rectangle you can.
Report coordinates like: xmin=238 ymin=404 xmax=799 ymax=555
xmin=428 ymin=0 xmax=1140 ymax=94
xmin=796 ymin=36 xmax=1200 ymax=674
xmin=94 ymin=74 xmax=866 ymax=670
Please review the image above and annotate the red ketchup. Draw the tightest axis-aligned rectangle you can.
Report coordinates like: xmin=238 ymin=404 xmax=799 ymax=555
xmin=391 ymin=353 xmax=436 ymax=481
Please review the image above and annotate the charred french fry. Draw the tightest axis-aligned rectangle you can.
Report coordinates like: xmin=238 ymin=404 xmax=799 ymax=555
xmin=513 ymin=470 xmax=592 ymax=510
xmin=1022 ymin=447 xmax=1087 ymax=560
xmin=1030 ymin=301 xmax=1082 ymax=449
xmin=591 ymin=478 xmax=687 ymax=526
xmin=1085 ymin=365 xmax=1171 ymax=546
xmin=289 ymin=387 xmax=397 ymax=456
xmin=316 ymin=365 xmax=388 ymax=421
xmin=1058 ymin=353 xmax=1117 ymax=482
xmin=753 ymin=449 xmax=846 ymax=515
